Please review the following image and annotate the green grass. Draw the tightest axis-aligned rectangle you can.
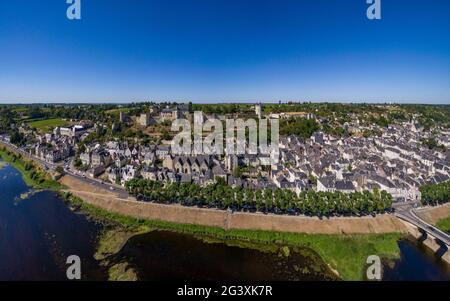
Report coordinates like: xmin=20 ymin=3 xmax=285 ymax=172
xmin=61 ymin=191 xmax=403 ymax=281
xmin=108 ymin=262 xmax=138 ymax=281
xmin=105 ymin=108 xmax=130 ymax=116
xmin=436 ymin=216 xmax=450 ymax=232
xmin=11 ymin=106 xmax=28 ymax=113
xmin=27 ymin=118 xmax=68 ymax=131
xmin=0 ymin=147 xmax=64 ymax=190
xmin=20 ymin=117 xmax=44 ymax=122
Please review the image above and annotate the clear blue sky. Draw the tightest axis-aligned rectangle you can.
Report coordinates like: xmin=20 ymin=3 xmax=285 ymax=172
xmin=0 ymin=0 xmax=449 ymax=104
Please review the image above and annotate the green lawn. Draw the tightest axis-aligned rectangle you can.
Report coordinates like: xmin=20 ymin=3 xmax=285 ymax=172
xmin=11 ymin=106 xmax=28 ymax=113
xmin=105 ymin=108 xmax=131 ymax=117
xmin=436 ymin=216 xmax=450 ymax=232
xmin=27 ymin=118 xmax=68 ymax=131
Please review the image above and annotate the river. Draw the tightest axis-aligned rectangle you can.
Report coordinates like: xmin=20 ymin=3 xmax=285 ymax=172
xmin=0 ymin=161 xmax=449 ymax=281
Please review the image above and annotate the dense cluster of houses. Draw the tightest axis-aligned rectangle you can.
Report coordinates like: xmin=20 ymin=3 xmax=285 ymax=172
xmin=79 ymin=141 xmax=231 ymax=186
xmin=33 ymin=125 xmax=91 ymax=163
xmin=70 ymin=116 xmax=449 ymax=203
xmin=3 ymin=105 xmax=449 ymax=204
xmin=273 ymin=120 xmax=450 ymax=202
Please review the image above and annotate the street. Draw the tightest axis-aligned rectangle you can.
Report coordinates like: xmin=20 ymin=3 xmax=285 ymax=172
xmin=0 ymin=140 xmax=129 ymax=199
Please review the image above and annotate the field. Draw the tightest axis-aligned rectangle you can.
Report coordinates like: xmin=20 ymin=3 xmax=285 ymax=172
xmin=105 ymin=108 xmax=131 ymax=115
xmin=27 ymin=118 xmax=69 ymax=131
xmin=11 ymin=106 xmax=28 ymax=113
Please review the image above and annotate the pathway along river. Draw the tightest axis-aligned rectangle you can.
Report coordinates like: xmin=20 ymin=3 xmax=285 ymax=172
xmin=0 ymin=161 xmax=449 ymax=281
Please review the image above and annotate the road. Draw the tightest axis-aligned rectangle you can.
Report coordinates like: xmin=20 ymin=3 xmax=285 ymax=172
xmin=394 ymin=202 xmax=450 ymax=247
xmin=65 ymin=170 xmax=129 ymax=199
xmin=1 ymin=140 xmax=55 ymax=170
xmin=0 ymin=140 xmax=129 ymax=199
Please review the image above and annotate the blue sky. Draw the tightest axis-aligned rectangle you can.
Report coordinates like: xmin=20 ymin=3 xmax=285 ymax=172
xmin=0 ymin=0 xmax=449 ymax=104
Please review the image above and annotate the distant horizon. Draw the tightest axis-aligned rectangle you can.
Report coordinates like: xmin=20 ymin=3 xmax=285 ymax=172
xmin=1 ymin=99 xmax=449 ymax=106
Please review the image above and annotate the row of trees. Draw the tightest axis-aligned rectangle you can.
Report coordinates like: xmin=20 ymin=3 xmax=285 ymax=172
xmin=125 ymin=179 xmax=393 ymax=217
xmin=420 ymin=180 xmax=450 ymax=206
xmin=0 ymin=107 xmax=26 ymax=146
xmin=8 ymin=130 xmax=25 ymax=146
xmin=421 ymin=138 xmax=447 ymax=153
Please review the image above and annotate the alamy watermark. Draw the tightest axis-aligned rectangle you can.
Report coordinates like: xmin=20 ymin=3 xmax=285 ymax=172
xmin=65 ymin=1 xmax=381 ymax=21
xmin=366 ymin=255 xmax=382 ymax=280
xmin=367 ymin=0 xmax=382 ymax=20
xmin=171 ymin=112 xmax=280 ymax=165
xmin=66 ymin=255 xmax=81 ymax=280
xmin=66 ymin=0 xmax=81 ymax=20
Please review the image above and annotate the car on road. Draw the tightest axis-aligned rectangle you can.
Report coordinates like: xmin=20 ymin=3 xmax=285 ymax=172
xmin=109 ymin=187 xmax=114 ymax=191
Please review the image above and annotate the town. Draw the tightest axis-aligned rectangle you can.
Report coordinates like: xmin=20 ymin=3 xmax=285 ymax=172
xmin=2 ymin=0 xmax=450 ymax=284
xmin=0 ymin=103 xmax=449 ymax=215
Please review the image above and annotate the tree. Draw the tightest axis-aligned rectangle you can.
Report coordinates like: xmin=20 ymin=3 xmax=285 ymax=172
xmin=55 ymin=166 xmax=64 ymax=174
xmin=9 ymin=130 xmax=24 ymax=146
xmin=124 ymin=179 xmax=394 ymax=216
xmin=28 ymin=106 xmax=44 ymax=119
xmin=420 ymin=180 xmax=450 ymax=206
xmin=74 ymin=157 xmax=82 ymax=168
xmin=280 ymin=118 xmax=319 ymax=139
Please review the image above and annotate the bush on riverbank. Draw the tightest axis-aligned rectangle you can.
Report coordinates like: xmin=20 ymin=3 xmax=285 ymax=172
xmin=60 ymin=191 xmax=402 ymax=280
xmin=125 ymin=179 xmax=393 ymax=217
xmin=0 ymin=146 xmax=63 ymax=190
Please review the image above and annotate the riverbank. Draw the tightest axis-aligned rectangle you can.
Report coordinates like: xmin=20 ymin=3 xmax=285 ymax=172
xmin=414 ymin=203 xmax=450 ymax=234
xmin=415 ymin=203 xmax=450 ymax=225
xmin=0 ymin=147 xmax=63 ymax=190
xmin=62 ymin=193 xmax=147 ymax=281
xmin=58 ymin=174 xmax=408 ymax=280
xmin=61 ymin=175 xmax=407 ymax=235
xmin=60 ymin=191 xmax=402 ymax=280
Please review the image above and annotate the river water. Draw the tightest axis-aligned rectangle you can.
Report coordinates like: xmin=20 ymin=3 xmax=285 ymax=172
xmin=0 ymin=162 xmax=449 ymax=281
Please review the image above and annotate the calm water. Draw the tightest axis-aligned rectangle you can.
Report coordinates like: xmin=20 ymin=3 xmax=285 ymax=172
xmin=383 ymin=239 xmax=450 ymax=281
xmin=0 ymin=163 xmax=106 ymax=280
xmin=112 ymin=231 xmax=335 ymax=281
xmin=1 ymin=161 xmax=449 ymax=281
